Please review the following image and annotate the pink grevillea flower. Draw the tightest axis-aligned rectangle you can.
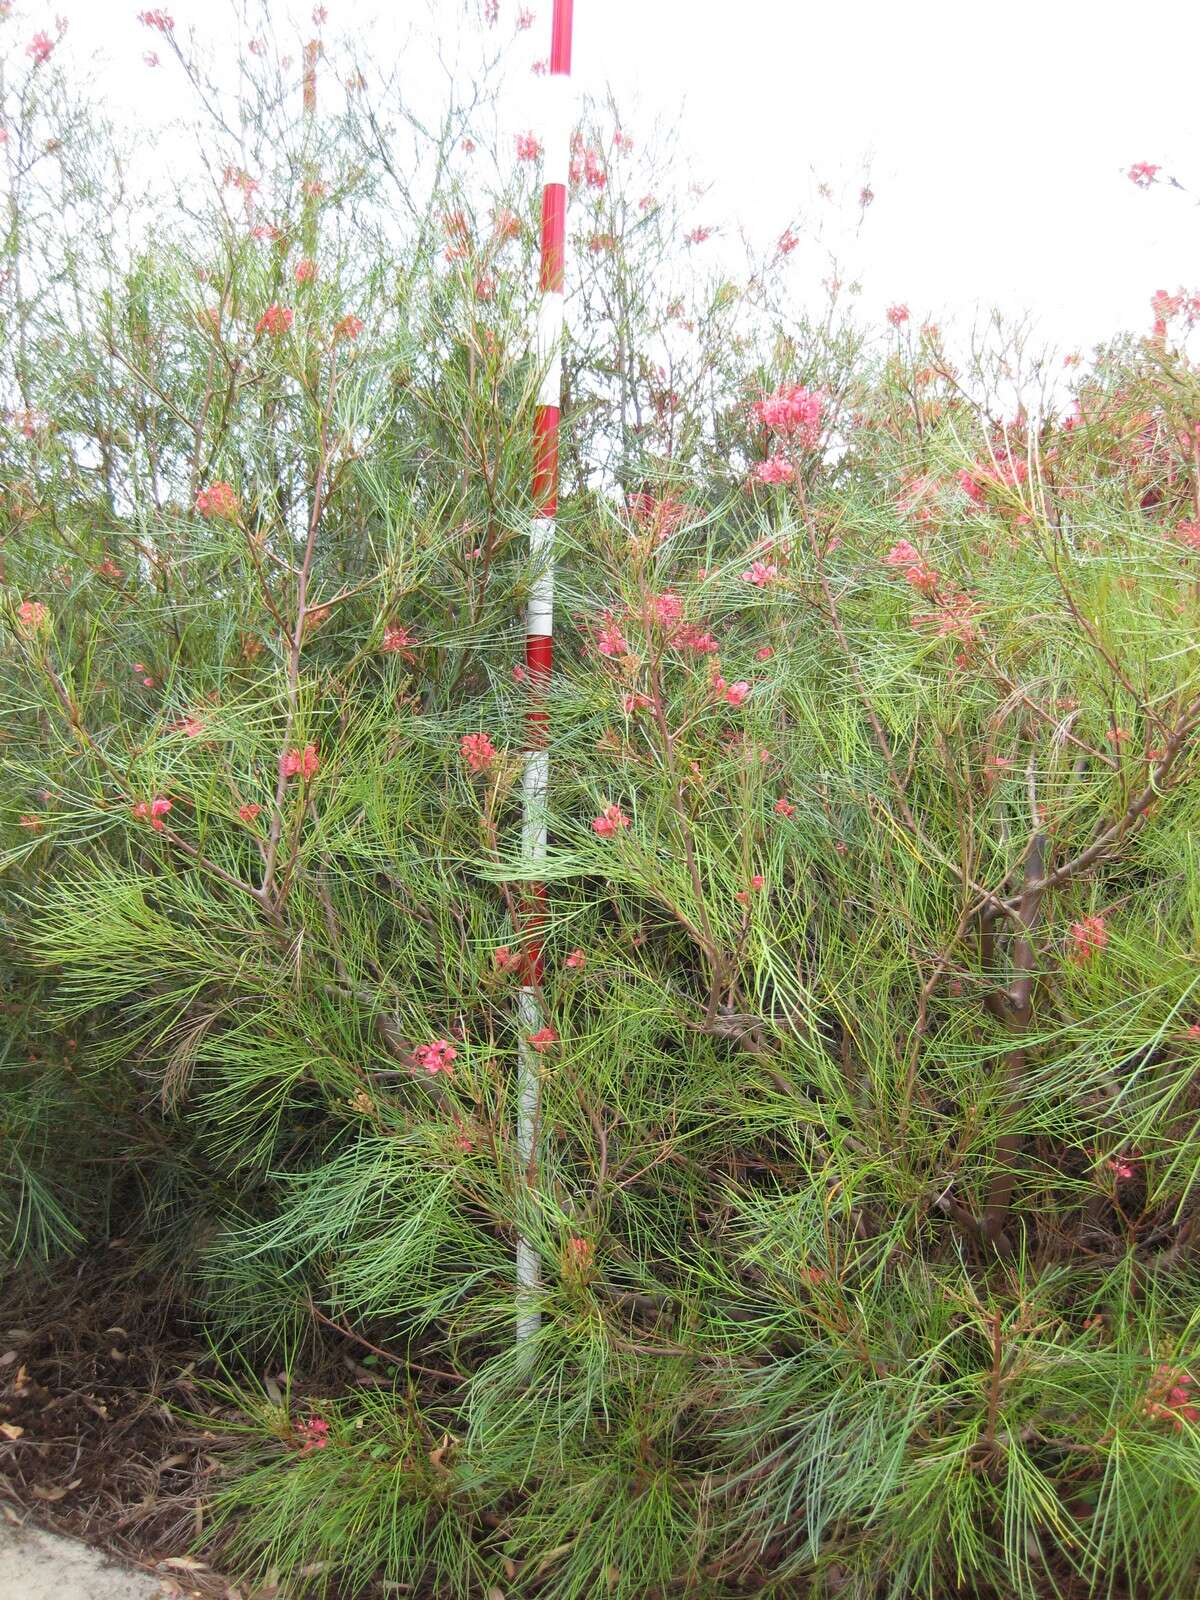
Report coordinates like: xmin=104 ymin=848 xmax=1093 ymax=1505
xmin=885 ymin=540 xmax=939 ymax=594
xmin=1144 ymin=1365 xmax=1199 ymax=1430
xmin=293 ymin=258 xmax=317 ymax=285
xmin=595 ymin=617 xmax=629 ymax=658
xmin=1172 ymin=520 xmax=1200 ymax=552
xmin=131 ymin=796 xmax=173 ymax=832
xmin=17 ymin=600 xmax=48 ymax=631
xmin=1128 ymin=161 xmax=1160 ymax=188
xmin=449 ymin=1113 xmax=475 ymax=1152
xmin=886 ymin=303 xmax=910 ymax=327
xmin=564 ymin=949 xmax=586 ymax=970
xmin=1069 ymin=913 xmax=1108 ymax=962
xmin=297 ymin=1415 xmax=329 ymax=1452
xmin=381 ymin=622 xmax=415 ymax=654
xmin=565 ymin=1236 xmax=594 ymax=1273
xmin=515 ymin=131 xmax=543 ymax=161
xmin=742 ymin=560 xmax=781 ymax=588
xmin=491 ymin=206 xmax=521 ymax=241
xmin=736 ymin=874 xmax=766 ymax=905
xmin=777 ymin=228 xmax=799 ymax=255
xmin=710 ymin=675 xmax=751 ymax=707
xmin=460 ymin=732 xmax=498 ymax=773
xmin=672 ymin=624 xmax=719 ymax=654
xmin=752 ymin=455 xmax=795 ymax=486
xmin=282 ymin=743 xmax=320 ymax=781
xmin=754 ymin=384 xmax=823 ymax=445
xmin=647 ymin=592 xmax=683 ymax=627
xmin=592 ymin=803 xmax=629 ymax=837
xmin=19 ymin=814 xmax=44 ymax=830
xmin=1151 ymin=288 xmax=1182 ymax=330
xmin=333 ymin=314 xmax=364 ymax=342
xmin=528 ymin=1026 xmax=558 ymax=1052
xmin=516 ymin=7 xmax=535 ymax=27
xmin=569 ymin=147 xmax=606 ymax=189
xmin=493 ymin=946 xmax=522 ymax=974
xmin=773 ymin=797 xmax=796 ymax=817
xmin=884 ymin=539 xmax=922 ymax=569
xmin=138 ymin=8 xmax=174 ymax=27
xmin=238 ymin=803 xmax=261 ymax=823
xmin=474 ymin=273 xmax=497 ymax=301
xmin=1107 ymin=1153 xmax=1137 ymax=1182
xmin=414 ymin=1038 xmax=457 ymax=1076
xmin=27 ymin=32 xmax=54 ymax=64
xmin=626 ymin=491 xmax=687 ymax=541
xmin=960 ymin=450 xmax=1028 ymax=505
xmin=755 ymin=646 xmax=774 ymax=661
xmin=913 ymin=593 xmax=980 ymax=644
xmin=685 ymin=225 xmax=712 ymax=245
xmin=196 ymin=480 xmax=239 ymax=520
xmin=256 ymin=304 xmax=293 ymax=338
xmin=621 ymin=692 xmax=654 ymax=714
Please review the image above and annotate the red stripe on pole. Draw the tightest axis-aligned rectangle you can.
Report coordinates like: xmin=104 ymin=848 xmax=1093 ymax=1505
xmin=531 ymin=405 xmax=559 ymax=515
xmin=549 ymin=0 xmax=573 ymax=73
xmin=525 ymin=634 xmax=551 ymax=744
xmin=523 ymin=885 xmax=547 ymax=983
xmin=540 ymin=185 xmax=567 ymax=291
xmin=526 ymin=633 xmax=553 ymax=682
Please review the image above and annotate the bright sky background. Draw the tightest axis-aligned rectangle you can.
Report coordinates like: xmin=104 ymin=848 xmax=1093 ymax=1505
xmin=29 ymin=0 xmax=1200 ymax=360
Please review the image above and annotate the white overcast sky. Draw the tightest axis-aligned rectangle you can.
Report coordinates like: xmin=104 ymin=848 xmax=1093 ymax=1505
xmin=31 ymin=0 xmax=1200 ymax=358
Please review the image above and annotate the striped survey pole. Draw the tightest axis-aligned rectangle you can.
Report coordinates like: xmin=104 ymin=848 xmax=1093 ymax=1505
xmin=516 ymin=0 xmax=574 ymax=1357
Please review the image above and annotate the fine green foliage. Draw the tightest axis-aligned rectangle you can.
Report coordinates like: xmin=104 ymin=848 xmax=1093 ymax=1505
xmin=4 ymin=5 xmax=1200 ymax=1597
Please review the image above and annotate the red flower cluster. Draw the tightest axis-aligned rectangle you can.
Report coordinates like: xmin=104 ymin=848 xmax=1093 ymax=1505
xmin=1144 ymin=1365 xmax=1198 ymax=1430
xmin=627 ymin=491 xmax=688 ymax=542
xmin=256 ymin=304 xmax=293 ymax=338
xmin=1069 ymin=913 xmax=1108 ymax=962
xmin=297 ymin=1415 xmax=329 ymax=1452
xmin=754 ymin=384 xmax=824 ymax=446
xmin=131 ymin=796 xmax=172 ymax=831
xmin=282 ymin=744 xmax=319 ymax=781
xmin=196 ymin=480 xmax=238 ymax=520
xmin=460 ymin=732 xmax=498 ymax=773
xmin=569 ymin=145 xmax=606 ymax=189
xmin=414 ymin=1038 xmax=457 ymax=1076
xmin=592 ymin=803 xmax=629 ymax=837
xmin=381 ymin=623 xmax=415 ymax=654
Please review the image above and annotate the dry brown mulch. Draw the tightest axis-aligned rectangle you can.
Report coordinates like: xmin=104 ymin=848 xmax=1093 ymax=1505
xmin=0 ymin=1245 xmax=251 ymax=1597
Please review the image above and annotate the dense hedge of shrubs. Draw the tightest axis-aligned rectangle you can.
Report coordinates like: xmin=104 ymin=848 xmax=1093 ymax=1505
xmin=4 ymin=5 xmax=1200 ymax=1595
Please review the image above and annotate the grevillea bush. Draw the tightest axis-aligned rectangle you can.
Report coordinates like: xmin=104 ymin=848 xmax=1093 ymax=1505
xmin=5 ymin=4 xmax=1200 ymax=1597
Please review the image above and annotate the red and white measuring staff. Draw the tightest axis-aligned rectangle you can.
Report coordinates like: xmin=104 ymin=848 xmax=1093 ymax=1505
xmin=516 ymin=0 xmax=574 ymax=1354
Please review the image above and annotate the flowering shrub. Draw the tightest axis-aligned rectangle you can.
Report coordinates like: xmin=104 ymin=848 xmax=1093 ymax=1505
xmin=4 ymin=5 xmax=1200 ymax=1599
